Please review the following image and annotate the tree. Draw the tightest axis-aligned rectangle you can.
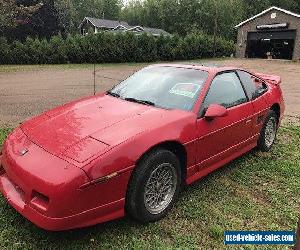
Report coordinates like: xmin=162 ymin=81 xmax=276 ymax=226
xmin=54 ymin=0 xmax=78 ymax=34
xmin=0 ymin=0 xmax=41 ymax=37
xmin=73 ymin=0 xmax=122 ymax=21
xmin=295 ymin=218 xmax=300 ymax=250
xmin=9 ymin=0 xmax=78 ymax=40
xmin=2 ymin=0 xmax=300 ymax=41
xmin=0 ymin=0 xmax=17 ymax=35
xmin=121 ymin=0 xmax=146 ymax=26
xmin=120 ymin=0 xmax=245 ymax=38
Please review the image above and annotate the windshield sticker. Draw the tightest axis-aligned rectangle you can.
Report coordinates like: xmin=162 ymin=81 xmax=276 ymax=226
xmin=169 ymin=83 xmax=201 ymax=98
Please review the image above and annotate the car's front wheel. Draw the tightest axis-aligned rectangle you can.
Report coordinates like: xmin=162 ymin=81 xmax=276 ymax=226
xmin=257 ymin=110 xmax=278 ymax=152
xmin=126 ymin=149 xmax=181 ymax=223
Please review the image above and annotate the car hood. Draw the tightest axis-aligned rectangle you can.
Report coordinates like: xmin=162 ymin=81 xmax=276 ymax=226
xmin=21 ymin=94 xmax=178 ymax=164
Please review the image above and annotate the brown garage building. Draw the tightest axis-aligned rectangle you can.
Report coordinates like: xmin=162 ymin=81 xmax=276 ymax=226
xmin=235 ymin=6 xmax=300 ymax=60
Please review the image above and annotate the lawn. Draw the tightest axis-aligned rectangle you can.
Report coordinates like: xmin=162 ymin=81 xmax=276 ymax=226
xmin=0 ymin=58 xmax=229 ymax=73
xmin=0 ymin=125 xmax=299 ymax=249
xmin=0 ymin=63 xmax=148 ymax=73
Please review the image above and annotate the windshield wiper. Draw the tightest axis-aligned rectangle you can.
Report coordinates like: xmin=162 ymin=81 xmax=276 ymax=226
xmin=107 ymin=91 xmax=120 ymax=98
xmin=124 ymin=97 xmax=155 ymax=106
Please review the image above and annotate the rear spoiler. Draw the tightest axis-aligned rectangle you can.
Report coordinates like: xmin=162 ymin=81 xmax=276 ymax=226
xmin=255 ymin=73 xmax=281 ymax=85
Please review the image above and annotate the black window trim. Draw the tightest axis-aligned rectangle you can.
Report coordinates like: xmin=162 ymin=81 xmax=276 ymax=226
xmin=198 ymin=70 xmax=249 ymax=119
xmin=236 ymin=70 xmax=269 ymax=100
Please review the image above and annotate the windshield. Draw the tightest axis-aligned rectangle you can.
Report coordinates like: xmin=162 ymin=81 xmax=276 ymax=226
xmin=108 ymin=66 xmax=208 ymax=111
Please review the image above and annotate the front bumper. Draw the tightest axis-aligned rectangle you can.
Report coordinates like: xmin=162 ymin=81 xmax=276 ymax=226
xmin=0 ymin=124 xmax=132 ymax=231
xmin=0 ymin=154 xmax=125 ymax=231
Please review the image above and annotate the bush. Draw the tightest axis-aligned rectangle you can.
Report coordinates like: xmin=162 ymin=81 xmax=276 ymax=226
xmin=48 ymin=35 xmax=68 ymax=64
xmin=65 ymin=34 xmax=85 ymax=63
xmin=0 ymin=32 xmax=235 ymax=64
xmin=0 ymin=37 xmax=11 ymax=64
xmin=10 ymin=40 xmax=30 ymax=64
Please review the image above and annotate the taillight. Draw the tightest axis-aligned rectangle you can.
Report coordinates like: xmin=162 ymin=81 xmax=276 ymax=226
xmin=30 ymin=190 xmax=49 ymax=212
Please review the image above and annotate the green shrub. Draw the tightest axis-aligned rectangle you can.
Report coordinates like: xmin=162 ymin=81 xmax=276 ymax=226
xmin=116 ymin=32 xmax=137 ymax=63
xmin=10 ymin=40 xmax=30 ymax=64
xmin=157 ymin=35 xmax=173 ymax=60
xmin=65 ymin=34 xmax=85 ymax=63
xmin=0 ymin=32 xmax=235 ymax=64
xmin=39 ymin=39 xmax=52 ymax=64
xmin=48 ymin=35 xmax=68 ymax=64
xmin=0 ymin=37 xmax=11 ymax=64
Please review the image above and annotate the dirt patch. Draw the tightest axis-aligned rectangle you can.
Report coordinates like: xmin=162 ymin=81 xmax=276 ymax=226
xmin=0 ymin=65 xmax=141 ymax=126
xmin=0 ymin=59 xmax=299 ymax=127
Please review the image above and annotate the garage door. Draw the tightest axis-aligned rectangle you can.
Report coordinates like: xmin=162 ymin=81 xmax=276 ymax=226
xmin=248 ymin=30 xmax=296 ymax=40
xmin=246 ymin=30 xmax=296 ymax=60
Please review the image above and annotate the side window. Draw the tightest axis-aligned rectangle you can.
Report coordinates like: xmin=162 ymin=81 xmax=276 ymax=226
xmin=200 ymin=72 xmax=247 ymax=115
xmin=237 ymin=70 xmax=268 ymax=100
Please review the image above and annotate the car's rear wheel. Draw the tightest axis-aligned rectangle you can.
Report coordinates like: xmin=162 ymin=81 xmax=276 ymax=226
xmin=257 ymin=110 xmax=278 ymax=152
xmin=126 ymin=149 xmax=181 ymax=223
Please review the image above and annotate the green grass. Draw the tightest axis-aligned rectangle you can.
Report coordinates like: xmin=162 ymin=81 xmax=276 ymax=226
xmin=0 ymin=63 xmax=149 ymax=73
xmin=1 ymin=58 xmax=299 ymax=73
xmin=0 ymin=58 xmax=231 ymax=73
xmin=0 ymin=125 xmax=299 ymax=249
xmin=0 ymin=129 xmax=11 ymax=147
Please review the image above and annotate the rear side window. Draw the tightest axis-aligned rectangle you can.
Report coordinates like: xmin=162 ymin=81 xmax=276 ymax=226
xmin=200 ymin=72 xmax=247 ymax=114
xmin=237 ymin=70 xmax=268 ymax=100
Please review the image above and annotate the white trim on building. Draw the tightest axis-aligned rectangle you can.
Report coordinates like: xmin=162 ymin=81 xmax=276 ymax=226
xmin=235 ymin=6 xmax=300 ymax=28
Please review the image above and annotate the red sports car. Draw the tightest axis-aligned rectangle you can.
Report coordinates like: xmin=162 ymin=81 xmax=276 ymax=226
xmin=0 ymin=64 xmax=284 ymax=231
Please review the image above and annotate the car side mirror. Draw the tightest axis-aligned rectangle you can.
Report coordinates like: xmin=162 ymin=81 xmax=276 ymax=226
xmin=204 ymin=104 xmax=228 ymax=120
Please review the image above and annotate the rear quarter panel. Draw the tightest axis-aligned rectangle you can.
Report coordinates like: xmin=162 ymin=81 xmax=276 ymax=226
xmin=265 ymin=81 xmax=285 ymax=124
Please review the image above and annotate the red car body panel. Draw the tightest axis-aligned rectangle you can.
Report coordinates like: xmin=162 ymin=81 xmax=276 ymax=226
xmin=0 ymin=64 xmax=285 ymax=231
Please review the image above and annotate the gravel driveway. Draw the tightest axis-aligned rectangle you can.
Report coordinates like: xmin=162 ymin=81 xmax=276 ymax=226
xmin=0 ymin=59 xmax=299 ymax=127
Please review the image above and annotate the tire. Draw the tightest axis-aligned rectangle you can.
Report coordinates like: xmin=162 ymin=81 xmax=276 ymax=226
xmin=125 ymin=149 xmax=181 ymax=223
xmin=257 ymin=110 xmax=278 ymax=152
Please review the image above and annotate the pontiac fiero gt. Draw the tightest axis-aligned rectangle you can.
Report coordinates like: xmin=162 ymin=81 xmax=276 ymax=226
xmin=0 ymin=64 xmax=284 ymax=230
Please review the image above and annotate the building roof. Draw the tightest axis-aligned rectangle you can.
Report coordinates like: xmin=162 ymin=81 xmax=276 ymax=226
xmin=143 ymin=27 xmax=171 ymax=36
xmin=235 ymin=6 xmax=300 ymax=28
xmin=81 ymin=17 xmax=131 ymax=29
xmin=79 ymin=17 xmax=171 ymax=36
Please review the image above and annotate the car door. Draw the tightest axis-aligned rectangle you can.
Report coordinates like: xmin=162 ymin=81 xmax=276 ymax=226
xmin=236 ymin=70 xmax=270 ymax=136
xmin=196 ymin=71 xmax=255 ymax=169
